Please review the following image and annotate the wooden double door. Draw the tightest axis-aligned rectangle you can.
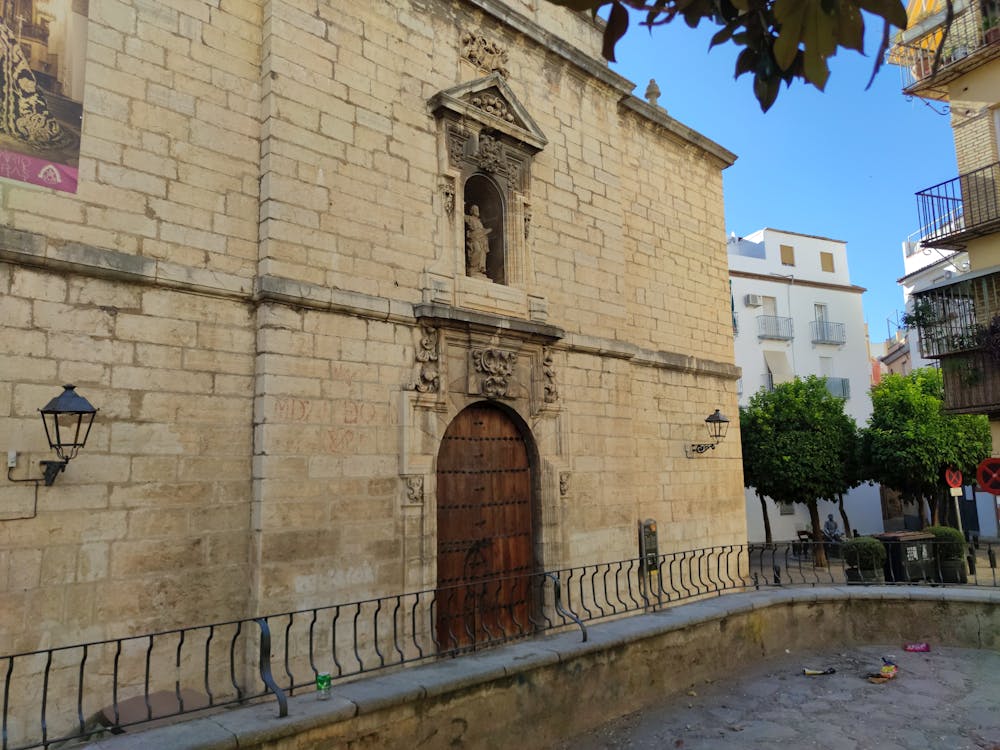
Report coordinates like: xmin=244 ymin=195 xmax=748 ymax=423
xmin=435 ymin=403 xmax=535 ymax=650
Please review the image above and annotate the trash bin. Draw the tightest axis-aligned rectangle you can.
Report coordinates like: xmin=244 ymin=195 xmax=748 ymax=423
xmin=874 ymin=531 xmax=936 ymax=583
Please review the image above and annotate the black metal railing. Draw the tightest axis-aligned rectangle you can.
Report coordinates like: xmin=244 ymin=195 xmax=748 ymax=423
xmin=889 ymin=0 xmax=1000 ymax=91
xmin=916 ymin=162 xmax=1000 ymax=248
xmin=757 ymin=315 xmax=793 ymax=340
xmin=910 ymin=270 xmax=1000 ymax=359
xmin=2 ymin=540 xmax=997 ymax=749
xmin=810 ymin=320 xmax=846 ymax=345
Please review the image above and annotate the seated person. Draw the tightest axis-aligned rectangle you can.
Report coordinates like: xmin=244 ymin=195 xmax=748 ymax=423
xmin=823 ymin=513 xmax=843 ymax=542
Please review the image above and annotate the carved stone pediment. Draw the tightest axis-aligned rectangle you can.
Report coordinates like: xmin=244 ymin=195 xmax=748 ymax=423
xmin=429 ymin=73 xmax=547 ymax=154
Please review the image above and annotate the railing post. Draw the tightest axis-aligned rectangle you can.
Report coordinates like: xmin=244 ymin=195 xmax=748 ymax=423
xmin=545 ymin=573 xmax=587 ymax=642
xmin=254 ymin=618 xmax=288 ymax=718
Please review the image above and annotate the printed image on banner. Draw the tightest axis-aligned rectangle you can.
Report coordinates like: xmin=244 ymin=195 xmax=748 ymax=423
xmin=0 ymin=0 xmax=88 ymax=193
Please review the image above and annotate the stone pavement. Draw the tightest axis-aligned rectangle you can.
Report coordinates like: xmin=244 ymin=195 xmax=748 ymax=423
xmin=553 ymin=644 xmax=1000 ymax=750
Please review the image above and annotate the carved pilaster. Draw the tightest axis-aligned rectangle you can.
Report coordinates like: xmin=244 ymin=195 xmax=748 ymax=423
xmin=542 ymin=347 xmax=558 ymax=403
xmin=440 ymin=178 xmax=455 ymax=217
xmin=415 ymin=325 xmax=440 ymax=394
xmin=559 ymin=472 xmax=570 ymax=496
xmin=403 ymin=475 xmax=424 ymax=505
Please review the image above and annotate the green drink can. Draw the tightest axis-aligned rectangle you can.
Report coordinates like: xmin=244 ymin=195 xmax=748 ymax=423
xmin=316 ymin=671 xmax=332 ymax=700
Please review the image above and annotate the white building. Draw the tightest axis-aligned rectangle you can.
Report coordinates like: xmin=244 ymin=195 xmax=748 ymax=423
xmin=729 ymin=228 xmax=884 ymax=541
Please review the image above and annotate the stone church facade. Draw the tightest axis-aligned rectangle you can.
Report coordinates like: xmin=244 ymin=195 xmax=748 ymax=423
xmin=0 ymin=0 xmax=744 ymax=653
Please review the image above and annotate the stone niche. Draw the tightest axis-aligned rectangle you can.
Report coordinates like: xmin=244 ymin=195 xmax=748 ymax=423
xmin=428 ymin=73 xmax=547 ymax=319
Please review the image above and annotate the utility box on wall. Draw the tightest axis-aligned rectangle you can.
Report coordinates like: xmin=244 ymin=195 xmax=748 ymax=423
xmin=639 ymin=518 xmax=659 ymax=570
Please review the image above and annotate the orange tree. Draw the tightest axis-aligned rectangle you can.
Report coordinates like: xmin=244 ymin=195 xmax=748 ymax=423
xmin=863 ymin=369 xmax=990 ymax=527
xmin=740 ymin=375 xmax=860 ymax=564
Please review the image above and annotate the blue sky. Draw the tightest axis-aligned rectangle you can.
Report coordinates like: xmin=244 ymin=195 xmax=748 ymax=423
xmin=607 ymin=10 xmax=957 ymax=343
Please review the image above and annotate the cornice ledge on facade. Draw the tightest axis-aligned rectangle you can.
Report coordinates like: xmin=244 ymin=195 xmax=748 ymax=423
xmin=463 ymin=0 xmax=634 ymax=95
xmin=413 ymin=303 xmax=565 ymax=342
xmin=729 ymin=269 xmax=867 ymax=294
xmin=563 ymin=331 xmax=740 ymax=379
xmin=256 ymin=275 xmax=415 ymax=323
xmin=0 ymin=226 xmax=252 ymax=299
xmin=620 ymin=97 xmax=738 ymax=168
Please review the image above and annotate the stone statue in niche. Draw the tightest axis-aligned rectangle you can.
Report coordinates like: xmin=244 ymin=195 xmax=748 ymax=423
xmin=464 ymin=204 xmax=492 ymax=278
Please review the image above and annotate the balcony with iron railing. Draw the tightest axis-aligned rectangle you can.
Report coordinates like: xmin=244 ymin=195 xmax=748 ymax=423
xmin=825 ymin=377 xmax=851 ymax=399
xmin=762 ymin=373 xmax=849 ymax=398
xmin=909 ymin=267 xmax=1000 ymax=358
xmin=810 ymin=320 xmax=847 ymax=345
xmin=757 ymin=315 xmax=793 ymax=340
xmin=916 ymin=162 xmax=1000 ymax=248
xmin=888 ymin=0 xmax=1000 ymax=99
xmin=910 ymin=267 xmax=1000 ymax=412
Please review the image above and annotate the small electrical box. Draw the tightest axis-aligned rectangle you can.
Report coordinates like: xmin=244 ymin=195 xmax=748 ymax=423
xmin=639 ymin=518 xmax=659 ymax=570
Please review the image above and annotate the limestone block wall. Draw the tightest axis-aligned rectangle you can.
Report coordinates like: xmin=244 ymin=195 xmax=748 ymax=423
xmin=0 ymin=0 xmax=262 ymax=648
xmin=0 ymin=261 xmax=254 ymax=652
xmin=0 ymin=0 xmax=262 ymax=275
xmin=0 ymin=0 xmax=744 ymax=650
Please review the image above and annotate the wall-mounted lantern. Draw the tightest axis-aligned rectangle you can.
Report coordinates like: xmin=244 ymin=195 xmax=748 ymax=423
xmin=7 ymin=385 xmax=98 ymax=486
xmin=685 ymin=409 xmax=730 ymax=458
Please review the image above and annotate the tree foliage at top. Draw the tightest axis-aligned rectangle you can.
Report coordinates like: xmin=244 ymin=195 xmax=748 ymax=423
xmin=545 ymin=0 xmax=910 ymax=111
xmin=863 ymin=369 xmax=990 ymax=508
xmin=740 ymin=376 xmax=860 ymax=559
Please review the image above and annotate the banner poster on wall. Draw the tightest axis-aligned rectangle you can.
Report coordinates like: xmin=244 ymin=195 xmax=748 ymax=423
xmin=0 ymin=0 xmax=88 ymax=193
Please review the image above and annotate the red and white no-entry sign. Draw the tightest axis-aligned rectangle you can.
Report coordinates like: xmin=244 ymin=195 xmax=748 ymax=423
xmin=976 ymin=458 xmax=1000 ymax=495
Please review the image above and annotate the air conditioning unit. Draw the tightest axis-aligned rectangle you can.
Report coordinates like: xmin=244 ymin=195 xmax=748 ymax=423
xmin=744 ymin=294 xmax=762 ymax=308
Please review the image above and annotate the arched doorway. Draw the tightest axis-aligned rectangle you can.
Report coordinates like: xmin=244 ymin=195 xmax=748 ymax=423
xmin=436 ymin=402 xmax=535 ymax=650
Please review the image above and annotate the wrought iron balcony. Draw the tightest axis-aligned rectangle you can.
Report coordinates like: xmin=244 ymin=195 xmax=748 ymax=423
xmin=824 ymin=377 xmax=851 ymax=399
xmin=889 ymin=0 xmax=1000 ymax=98
xmin=909 ymin=267 xmax=1000 ymax=413
xmin=916 ymin=163 xmax=1000 ymax=248
xmin=908 ymin=267 xmax=1000 ymax=358
xmin=757 ymin=315 xmax=793 ymax=340
xmin=810 ymin=320 xmax=847 ymax=345
xmin=938 ymin=349 xmax=1000 ymax=413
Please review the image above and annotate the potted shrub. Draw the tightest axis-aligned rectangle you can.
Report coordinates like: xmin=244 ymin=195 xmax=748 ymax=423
xmin=926 ymin=525 xmax=968 ymax=583
xmin=985 ymin=15 xmax=1000 ymax=45
xmin=843 ymin=536 xmax=887 ymax=584
xmin=946 ymin=44 xmax=969 ymax=62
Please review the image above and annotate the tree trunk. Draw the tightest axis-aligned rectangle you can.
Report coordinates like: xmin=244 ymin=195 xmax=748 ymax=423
xmin=809 ymin=500 xmax=828 ymax=567
xmin=837 ymin=493 xmax=852 ymax=539
xmin=916 ymin=495 xmax=928 ymax=528
xmin=757 ymin=491 xmax=773 ymax=545
xmin=930 ymin=493 xmax=940 ymax=526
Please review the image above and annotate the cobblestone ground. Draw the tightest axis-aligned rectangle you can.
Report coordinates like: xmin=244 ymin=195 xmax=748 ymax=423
xmin=552 ymin=645 xmax=1000 ymax=750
